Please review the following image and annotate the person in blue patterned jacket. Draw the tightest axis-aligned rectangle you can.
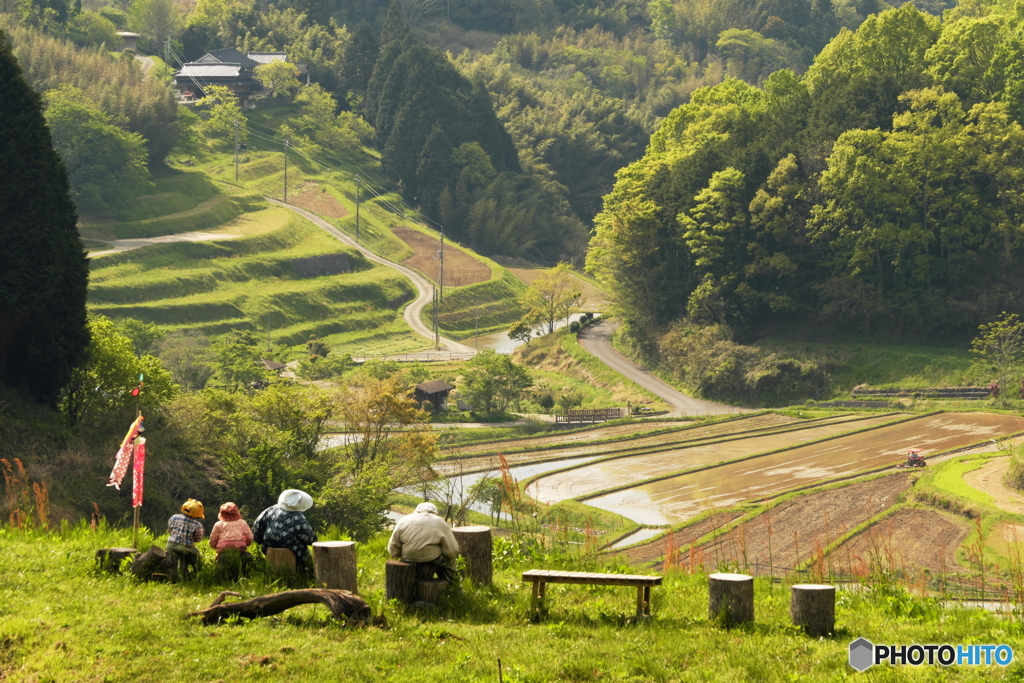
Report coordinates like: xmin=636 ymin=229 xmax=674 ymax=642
xmin=251 ymin=489 xmax=318 ymax=573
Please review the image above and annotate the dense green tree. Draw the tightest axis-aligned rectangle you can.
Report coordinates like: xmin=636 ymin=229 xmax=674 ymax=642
xmin=254 ymin=60 xmax=301 ymax=98
xmin=4 ymin=24 xmax=180 ymax=163
xmin=520 ymin=263 xmax=584 ymax=334
xmin=44 ymin=85 xmax=152 ymax=213
xmin=213 ymin=330 xmax=269 ymax=388
xmin=459 ymin=351 xmax=532 ymax=415
xmin=59 ymin=316 xmax=175 ymax=427
xmin=0 ymin=30 xmax=89 ymax=406
xmin=971 ymin=312 xmax=1024 ymax=406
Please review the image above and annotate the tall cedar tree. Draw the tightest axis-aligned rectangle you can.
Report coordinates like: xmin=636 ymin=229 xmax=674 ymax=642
xmin=0 ymin=30 xmax=89 ymax=406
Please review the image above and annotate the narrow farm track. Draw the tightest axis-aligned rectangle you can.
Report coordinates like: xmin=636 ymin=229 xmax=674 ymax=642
xmin=88 ymin=231 xmax=241 ymax=258
xmin=578 ymin=320 xmax=744 ymax=417
xmin=268 ymin=198 xmax=475 ymax=354
xmin=963 ymin=456 xmax=1024 ymax=514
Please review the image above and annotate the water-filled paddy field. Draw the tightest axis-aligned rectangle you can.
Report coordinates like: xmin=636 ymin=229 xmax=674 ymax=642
xmin=579 ymin=412 xmax=1024 ymax=524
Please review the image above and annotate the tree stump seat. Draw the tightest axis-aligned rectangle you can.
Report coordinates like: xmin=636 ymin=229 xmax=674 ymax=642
xmin=313 ymin=541 xmax=357 ymax=593
xmin=96 ymin=547 xmax=138 ymax=574
xmin=266 ymin=547 xmax=297 ymax=578
xmin=708 ymin=573 xmax=754 ymax=626
xmin=790 ymin=584 xmax=836 ymax=637
xmin=521 ymin=569 xmax=662 ymax=618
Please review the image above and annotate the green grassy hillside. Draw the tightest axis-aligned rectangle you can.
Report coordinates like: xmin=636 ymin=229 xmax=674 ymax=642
xmin=88 ymin=208 xmax=423 ymax=356
xmin=81 ymin=102 xmax=532 ymax=357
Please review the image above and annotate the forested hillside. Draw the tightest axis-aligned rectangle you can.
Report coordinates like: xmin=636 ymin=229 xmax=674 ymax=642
xmin=591 ymin=3 xmax=1024 ymax=359
xmin=7 ymin=0 xmax=888 ymax=262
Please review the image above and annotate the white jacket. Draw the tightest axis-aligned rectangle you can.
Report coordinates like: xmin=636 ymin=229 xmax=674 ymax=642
xmin=387 ymin=511 xmax=460 ymax=563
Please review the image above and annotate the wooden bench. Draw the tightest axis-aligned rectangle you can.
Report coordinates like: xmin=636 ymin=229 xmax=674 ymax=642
xmin=522 ymin=569 xmax=662 ymax=618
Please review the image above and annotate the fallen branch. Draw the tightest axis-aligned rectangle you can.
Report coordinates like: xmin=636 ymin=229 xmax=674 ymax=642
xmin=187 ymin=588 xmax=373 ymax=625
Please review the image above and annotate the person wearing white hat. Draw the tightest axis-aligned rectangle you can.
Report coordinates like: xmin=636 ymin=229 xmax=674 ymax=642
xmin=252 ymin=489 xmax=318 ymax=573
xmin=387 ymin=502 xmax=460 ymax=582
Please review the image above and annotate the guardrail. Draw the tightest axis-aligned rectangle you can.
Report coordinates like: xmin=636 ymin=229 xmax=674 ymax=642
xmin=555 ymin=408 xmax=623 ymax=424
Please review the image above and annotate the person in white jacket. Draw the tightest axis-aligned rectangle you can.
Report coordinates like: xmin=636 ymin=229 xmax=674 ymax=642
xmin=387 ymin=502 xmax=460 ymax=582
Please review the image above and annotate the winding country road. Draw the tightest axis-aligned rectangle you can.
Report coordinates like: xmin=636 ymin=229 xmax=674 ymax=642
xmin=267 ymin=198 xmax=475 ymax=355
xmin=88 ymin=197 xmax=743 ymax=414
xmin=578 ymin=320 xmax=744 ymax=417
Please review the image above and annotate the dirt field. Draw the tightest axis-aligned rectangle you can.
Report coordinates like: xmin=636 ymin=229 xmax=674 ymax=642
xmin=584 ymin=413 xmax=1024 ymax=524
xmin=531 ymin=414 xmax=903 ymax=505
xmin=830 ymin=507 xmax=970 ymax=575
xmin=679 ymin=474 xmax=915 ymax=574
xmin=288 ymin=182 xmax=349 ymax=218
xmin=393 ymin=226 xmax=490 ymax=287
xmin=507 ymin=267 xmax=609 ymax=312
xmin=963 ymin=456 xmax=1024 ymax=514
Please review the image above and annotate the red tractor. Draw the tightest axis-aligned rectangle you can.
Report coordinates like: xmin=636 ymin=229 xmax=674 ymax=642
xmin=896 ymin=447 xmax=926 ymax=468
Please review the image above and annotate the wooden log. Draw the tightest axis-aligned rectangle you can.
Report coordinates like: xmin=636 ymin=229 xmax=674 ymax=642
xmin=95 ymin=547 xmax=137 ymax=573
xmin=385 ymin=559 xmax=417 ymax=605
xmin=417 ymin=579 xmax=447 ymax=604
xmin=452 ymin=525 xmax=492 ymax=585
xmin=790 ymin=584 xmax=835 ymax=637
xmin=313 ymin=541 xmax=357 ymax=593
xmin=708 ymin=572 xmax=754 ymax=626
xmin=188 ymin=589 xmax=371 ymax=625
xmin=130 ymin=544 xmax=166 ymax=579
xmin=266 ymin=547 xmax=297 ymax=577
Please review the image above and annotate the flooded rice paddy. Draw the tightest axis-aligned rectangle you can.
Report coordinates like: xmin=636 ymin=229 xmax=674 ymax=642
xmin=580 ymin=412 xmax=1024 ymax=524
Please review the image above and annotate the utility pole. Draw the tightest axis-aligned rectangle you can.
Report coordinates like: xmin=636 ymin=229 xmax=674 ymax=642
xmin=234 ymin=120 xmax=239 ymax=182
xmin=439 ymin=230 xmax=445 ymax=303
xmin=355 ymin=175 xmax=361 ymax=242
xmin=282 ymin=139 xmax=290 ymax=201
xmin=433 ymin=285 xmax=439 ymax=351
xmin=164 ymin=36 xmax=170 ymax=64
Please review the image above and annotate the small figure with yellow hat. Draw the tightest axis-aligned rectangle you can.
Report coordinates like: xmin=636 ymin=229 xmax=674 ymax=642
xmin=166 ymin=499 xmax=205 ymax=576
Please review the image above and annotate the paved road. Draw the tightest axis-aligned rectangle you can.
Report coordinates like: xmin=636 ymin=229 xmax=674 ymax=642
xmin=268 ymin=198 xmax=475 ymax=354
xmin=578 ymin=320 xmax=745 ymax=417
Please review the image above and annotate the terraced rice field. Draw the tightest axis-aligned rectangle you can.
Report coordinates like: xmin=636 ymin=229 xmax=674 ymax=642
xmin=444 ymin=419 xmax=695 ymax=456
xmin=582 ymin=412 xmax=1024 ymax=524
xmin=530 ymin=413 xmax=905 ymax=504
xmin=438 ymin=415 xmax=803 ymax=475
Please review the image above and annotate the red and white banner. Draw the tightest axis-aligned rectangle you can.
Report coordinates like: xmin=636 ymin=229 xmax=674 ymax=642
xmin=131 ymin=437 xmax=146 ymax=507
xmin=107 ymin=415 xmax=143 ymax=490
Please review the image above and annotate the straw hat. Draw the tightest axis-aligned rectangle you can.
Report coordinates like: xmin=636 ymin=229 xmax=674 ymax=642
xmin=277 ymin=489 xmax=313 ymax=512
xmin=218 ymin=502 xmax=241 ymax=522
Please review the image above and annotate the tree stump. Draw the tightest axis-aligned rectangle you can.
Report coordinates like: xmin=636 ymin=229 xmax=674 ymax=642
xmin=130 ymin=545 xmax=166 ymax=579
xmin=790 ymin=584 xmax=835 ymax=637
xmin=96 ymin=547 xmax=137 ymax=573
xmin=452 ymin=525 xmax=492 ymax=585
xmin=313 ymin=541 xmax=357 ymax=593
xmin=708 ymin=573 xmax=754 ymax=626
xmin=417 ymin=579 xmax=447 ymax=604
xmin=385 ymin=559 xmax=417 ymax=605
xmin=266 ymin=548 xmax=297 ymax=577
